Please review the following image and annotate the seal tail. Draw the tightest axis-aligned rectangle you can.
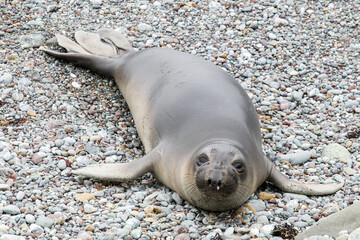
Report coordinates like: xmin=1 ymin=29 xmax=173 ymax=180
xmin=40 ymin=29 xmax=134 ymax=76
xmin=265 ymin=156 xmax=344 ymax=195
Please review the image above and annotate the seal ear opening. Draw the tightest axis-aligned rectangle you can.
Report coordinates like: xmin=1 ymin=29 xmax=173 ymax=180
xmin=266 ymin=157 xmax=344 ymax=196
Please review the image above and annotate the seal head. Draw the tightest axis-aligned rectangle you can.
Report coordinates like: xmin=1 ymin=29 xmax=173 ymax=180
xmin=183 ymin=141 xmax=255 ymax=211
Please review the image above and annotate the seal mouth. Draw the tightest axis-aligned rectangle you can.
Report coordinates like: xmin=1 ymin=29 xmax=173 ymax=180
xmin=195 ymin=164 xmax=238 ymax=196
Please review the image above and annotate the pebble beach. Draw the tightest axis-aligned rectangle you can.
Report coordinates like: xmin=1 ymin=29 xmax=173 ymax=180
xmin=0 ymin=0 xmax=359 ymax=239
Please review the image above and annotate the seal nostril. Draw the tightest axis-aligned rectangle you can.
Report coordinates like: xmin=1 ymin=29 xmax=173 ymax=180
xmin=207 ymin=179 xmax=212 ymax=185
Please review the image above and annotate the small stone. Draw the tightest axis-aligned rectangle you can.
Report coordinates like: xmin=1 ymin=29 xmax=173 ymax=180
xmin=0 ymin=73 xmax=12 ymax=85
xmin=57 ymin=160 xmax=67 ymax=170
xmin=309 ymin=88 xmax=320 ymax=97
xmin=2 ymin=205 xmax=20 ymax=215
xmin=131 ymin=229 xmax=142 ymax=239
xmin=175 ymin=233 xmax=190 ymax=240
xmin=25 ymin=214 xmax=35 ymax=224
xmin=54 ymin=139 xmax=65 ymax=147
xmin=19 ymin=34 xmax=45 ymax=48
xmin=84 ymin=204 xmax=97 ymax=213
xmin=235 ymin=227 xmax=251 ymax=234
xmin=273 ymin=17 xmax=289 ymax=26
xmin=268 ymin=32 xmax=277 ymax=39
xmin=260 ymin=224 xmax=275 ymax=235
xmin=345 ymin=100 xmax=359 ymax=108
xmin=279 ymin=151 xmax=311 ymax=165
xmin=292 ymin=91 xmax=304 ymax=101
xmin=32 ymin=154 xmax=43 ymax=164
xmin=0 ymin=184 xmax=10 ymax=191
xmin=0 ymin=235 xmax=26 ymax=240
xmin=283 ymin=193 xmax=309 ymax=201
xmin=349 ymin=228 xmax=360 ymax=240
xmin=248 ymin=200 xmax=266 ymax=211
xmin=144 ymin=205 xmax=162 ymax=214
xmin=288 ymin=69 xmax=299 ymax=76
xmin=343 ymin=167 xmax=356 ymax=175
xmin=29 ymin=224 xmax=43 ymax=233
xmin=16 ymin=191 xmax=25 ymax=200
xmin=126 ymin=218 xmax=140 ymax=229
xmin=257 ymin=215 xmax=269 ymax=224
xmin=74 ymin=193 xmax=96 ymax=202
xmin=84 ymin=224 xmax=95 ymax=232
xmin=322 ymin=143 xmax=351 ymax=160
xmin=77 ymin=231 xmax=93 ymax=240
xmin=76 ymin=156 xmax=93 ymax=167
xmin=257 ymin=57 xmax=267 ymax=65
xmin=12 ymin=92 xmax=24 ymax=101
xmin=26 ymin=109 xmax=36 ymax=117
xmin=258 ymin=192 xmax=276 ymax=200
xmin=89 ymin=135 xmax=102 ymax=142
xmin=136 ymin=23 xmax=152 ymax=32
xmin=36 ymin=216 xmax=54 ymax=228
xmin=277 ymin=98 xmax=291 ymax=110
xmin=172 ymin=192 xmax=183 ymax=205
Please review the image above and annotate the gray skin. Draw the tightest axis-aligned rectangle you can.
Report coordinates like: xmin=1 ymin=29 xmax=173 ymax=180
xmin=41 ymin=29 xmax=343 ymax=212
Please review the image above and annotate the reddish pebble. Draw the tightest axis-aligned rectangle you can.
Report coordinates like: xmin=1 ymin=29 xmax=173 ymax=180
xmin=32 ymin=154 xmax=42 ymax=164
xmin=175 ymin=233 xmax=191 ymax=240
xmin=174 ymin=226 xmax=188 ymax=234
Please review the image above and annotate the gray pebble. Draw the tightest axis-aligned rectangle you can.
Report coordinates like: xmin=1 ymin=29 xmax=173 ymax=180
xmin=16 ymin=191 xmax=25 ymax=201
xmin=126 ymin=218 xmax=140 ymax=229
xmin=57 ymin=160 xmax=67 ymax=170
xmin=136 ymin=23 xmax=152 ymax=32
xmin=268 ymin=32 xmax=277 ymax=39
xmin=349 ymin=227 xmax=360 ymax=240
xmin=25 ymin=214 xmax=35 ymax=224
xmin=54 ymin=139 xmax=65 ymax=147
xmin=19 ymin=34 xmax=45 ymax=48
xmin=131 ymin=229 xmax=142 ymax=239
xmin=279 ymin=151 xmax=311 ymax=165
xmin=36 ymin=216 xmax=54 ymax=228
xmin=260 ymin=224 xmax=275 ymax=236
xmin=29 ymin=224 xmax=43 ymax=232
xmin=2 ymin=205 xmax=20 ymax=215
xmin=172 ymin=192 xmax=183 ymax=205
xmin=309 ymin=88 xmax=320 ymax=97
xmin=292 ymin=91 xmax=304 ymax=101
xmin=0 ymin=73 xmax=12 ymax=85
xmin=0 ymin=235 xmax=26 ymax=240
xmin=84 ymin=204 xmax=97 ymax=213
xmin=76 ymin=156 xmax=93 ymax=166
xmin=12 ymin=92 xmax=24 ymax=101
xmin=283 ymin=193 xmax=309 ymax=201
xmin=345 ymin=100 xmax=359 ymax=108
xmin=248 ymin=200 xmax=266 ymax=211
xmin=322 ymin=143 xmax=351 ymax=160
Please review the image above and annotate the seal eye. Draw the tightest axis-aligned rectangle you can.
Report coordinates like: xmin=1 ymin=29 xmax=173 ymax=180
xmin=197 ymin=155 xmax=209 ymax=166
xmin=232 ymin=161 xmax=244 ymax=172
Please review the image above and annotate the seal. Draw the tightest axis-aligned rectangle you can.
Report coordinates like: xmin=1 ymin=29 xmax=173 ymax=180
xmin=42 ymin=29 xmax=343 ymax=211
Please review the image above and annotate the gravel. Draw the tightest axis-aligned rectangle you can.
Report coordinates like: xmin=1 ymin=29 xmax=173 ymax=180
xmin=0 ymin=0 xmax=359 ymax=239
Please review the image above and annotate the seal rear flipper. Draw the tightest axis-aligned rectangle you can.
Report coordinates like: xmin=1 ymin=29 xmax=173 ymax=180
xmin=55 ymin=34 xmax=90 ymax=55
xmin=98 ymin=29 xmax=133 ymax=52
xmin=266 ymin=157 xmax=344 ymax=195
xmin=72 ymin=148 xmax=160 ymax=182
xmin=74 ymin=31 xmax=118 ymax=57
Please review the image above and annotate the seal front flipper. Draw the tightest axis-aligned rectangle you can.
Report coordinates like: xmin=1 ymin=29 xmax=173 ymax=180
xmin=266 ymin=156 xmax=344 ymax=195
xmin=72 ymin=147 xmax=160 ymax=182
